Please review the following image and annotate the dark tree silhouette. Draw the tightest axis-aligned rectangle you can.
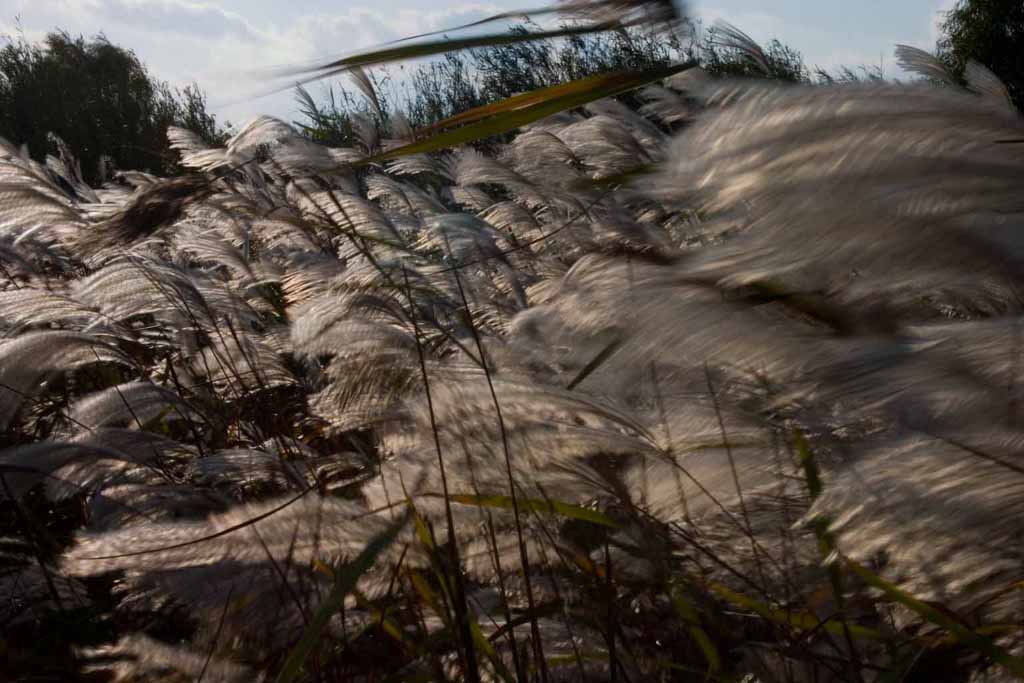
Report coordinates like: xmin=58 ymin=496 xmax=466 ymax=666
xmin=936 ymin=0 xmax=1024 ymax=110
xmin=0 ymin=29 xmax=226 ymax=184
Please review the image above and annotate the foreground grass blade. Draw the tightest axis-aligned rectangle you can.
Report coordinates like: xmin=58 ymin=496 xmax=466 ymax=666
xmin=377 ymin=5 xmax=573 ymax=48
xmin=669 ymin=585 xmax=722 ymax=678
xmin=416 ymin=70 xmax=646 ymax=136
xmin=274 ymin=511 xmax=410 ymax=683
xmin=567 ymin=338 xmax=624 ymax=390
xmin=708 ymin=581 xmax=886 ymax=642
xmin=793 ymin=431 xmax=863 ymax=669
xmin=357 ymin=63 xmax=696 ymax=165
xmin=844 ymin=560 xmax=1024 ymax=677
xmin=379 ymin=0 xmax=683 ymax=50
xmin=796 ymin=431 xmax=1024 ymax=676
xmin=276 ymin=23 xmax=621 ymax=92
xmin=426 ymin=492 xmax=619 ymax=528
xmin=469 ymin=618 xmax=517 ymax=683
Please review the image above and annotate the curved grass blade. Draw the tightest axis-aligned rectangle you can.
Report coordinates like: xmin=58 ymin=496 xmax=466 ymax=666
xmin=567 ymin=338 xmax=624 ymax=390
xmin=423 ymin=492 xmax=618 ymax=528
xmin=669 ymin=584 xmax=721 ymax=679
xmin=570 ymin=162 xmax=659 ymax=191
xmin=844 ymin=560 xmax=1024 ymax=677
xmin=274 ymin=511 xmax=410 ymax=683
xmin=707 ymin=581 xmax=886 ymax=642
xmin=272 ymin=23 xmax=621 ymax=95
xmin=377 ymin=0 xmax=683 ymax=49
xmin=415 ymin=69 xmax=656 ymax=136
xmin=469 ymin=618 xmax=517 ymax=683
xmin=377 ymin=5 xmax=570 ymax=47
xmin=357 ymin=63 xmax=697 ymax=165
xmin=793 ymin=430 xmax=864 ymax=673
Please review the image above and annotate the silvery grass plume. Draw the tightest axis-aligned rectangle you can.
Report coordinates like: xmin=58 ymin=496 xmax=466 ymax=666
xmin=2 ymin=28 xmax=1024 ymax=682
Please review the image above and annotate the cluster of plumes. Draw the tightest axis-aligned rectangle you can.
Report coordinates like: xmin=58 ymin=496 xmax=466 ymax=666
xmin=1 ymin=39 xmax=1024 ymax=682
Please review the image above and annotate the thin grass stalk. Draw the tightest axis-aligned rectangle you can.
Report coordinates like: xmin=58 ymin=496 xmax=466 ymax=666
xmin=603 ymin=539 xmax=618 ymax=683
xmin=431 ymin=356 xmax=524 ymax=681
xmin=792 ymin=431 xmax=865 ymax=682
xmin=74 ymin=484 xmax=318 ymax=561
xmin=275 ymin=510 xmax=411 ymax=683
xmin=513 ymin=487 xmax=595 ymax=677
xmin=197 ymin=582 xmax=236 ymax=683
xmin=768 ymin=447 xmax=856 ymax=678
xmin=252 ymin=525 xmax=312 ymax=627
xmin=483 ymin=505 xmax=529 ymax=682
xmin=704 ymin=364 xmax=769 ymax=595
xmin=0 ymin=473 xmax=64 ymax=610
xmin=654 ymin=451 xmax=784 ymax=597
xmin=217 ymin=313 xmax=310 ymax=470
xmin=434 ymin=186 xmax=614 ymax=276
xmin=649 ymin=362 xmax=690 ymax=521
xmin=290 ymin=172 xmax=485 ymax=368
xmin=457 ymin=453 xmax=525 ymax=680
xmin=164 ymin=355 xmax=209 ymax=457
xmin=400 ymin=264 xmax=482 ymax=683
xmin=93 ymin=348 xmax=175 ymax=485
xmin=441 ymin=233 xmax=550 ymax=683
xmin=124 ymin=257 xmax=258 ymax=432
xmin=769 ymin=428 xmax=799 ymax=682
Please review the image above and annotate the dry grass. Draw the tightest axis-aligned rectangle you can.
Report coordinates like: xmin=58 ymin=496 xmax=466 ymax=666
xmin=1 ymin=3 xmax=1024 ymax=681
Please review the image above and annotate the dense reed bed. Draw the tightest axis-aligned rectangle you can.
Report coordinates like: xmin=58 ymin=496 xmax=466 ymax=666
xmin=1 ymin=4 xmax=1023 ymax=681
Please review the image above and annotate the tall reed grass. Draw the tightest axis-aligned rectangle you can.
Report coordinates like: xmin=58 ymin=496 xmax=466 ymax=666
xmin=1 ymin=2 xmax=1023 ymax=681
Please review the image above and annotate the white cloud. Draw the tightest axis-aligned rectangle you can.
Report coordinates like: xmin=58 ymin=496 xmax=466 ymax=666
xmin=82 ymin=0 xmax=263 ymax=40
xmin=0 ymin=0 xmax=506 ymax=124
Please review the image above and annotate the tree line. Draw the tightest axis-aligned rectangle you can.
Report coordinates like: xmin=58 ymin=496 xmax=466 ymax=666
xmin=0 ymin=30 xmax=227 ymax=184
xmin=0 ymin=0 xmax=1019 ymax=185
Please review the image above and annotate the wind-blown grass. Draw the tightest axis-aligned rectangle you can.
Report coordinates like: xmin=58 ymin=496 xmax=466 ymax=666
xmin=1 ymin=2 xmax=1023 ymax=681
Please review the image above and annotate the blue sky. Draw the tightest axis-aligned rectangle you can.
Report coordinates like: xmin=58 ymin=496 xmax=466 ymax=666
xmin=0 ymin=0 xmax=957 ymax=125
